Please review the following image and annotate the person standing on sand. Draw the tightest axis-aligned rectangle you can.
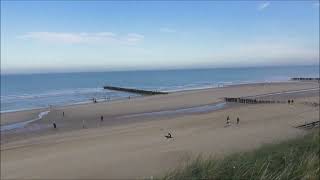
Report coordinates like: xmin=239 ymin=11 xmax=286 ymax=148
xmin=62 ymin=111 xmax=64 ymax=117
xmin=100 ymin=115 xmax=104 ymax=122
xmin=82 ymin=120 xmax=85 ymax=129
xmin=226 ymin=116 xmax=230 ymax=125
xmin=237 ymin=117 xmax=240 ymax=124
xmin=53 ymin=121 xmax=57 ymax=129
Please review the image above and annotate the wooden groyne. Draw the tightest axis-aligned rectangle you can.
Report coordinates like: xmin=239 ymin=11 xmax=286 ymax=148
xmin=296 ymin=121 xmax=320 ymax=129
xmin=224 ymin=97 xmax=285 ymax=104
xmin=103 ymin=86 xmax=169 ymax=95
xmin=291 ymin=77 xmax=320 ymax=81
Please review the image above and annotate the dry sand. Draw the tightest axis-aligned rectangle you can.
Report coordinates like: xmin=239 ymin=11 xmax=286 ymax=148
xmin=1 ymin=81 xmax=319 ymax=179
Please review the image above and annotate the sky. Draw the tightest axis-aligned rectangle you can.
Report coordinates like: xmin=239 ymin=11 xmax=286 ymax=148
xmin=1 ymin=1 xmax=319 ymax=74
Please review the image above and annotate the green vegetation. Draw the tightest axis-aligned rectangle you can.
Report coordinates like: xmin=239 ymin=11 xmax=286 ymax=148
xmin=162 ymin=131 xmax=319 ymax=180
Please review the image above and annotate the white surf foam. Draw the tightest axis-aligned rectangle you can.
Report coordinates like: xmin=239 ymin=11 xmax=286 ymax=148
xmin=0 ymin=110 xmax=50 ymax=131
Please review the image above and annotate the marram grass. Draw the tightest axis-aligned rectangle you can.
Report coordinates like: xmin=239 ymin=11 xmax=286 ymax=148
xmin=161 ymin=130 xmax=319 ymax=180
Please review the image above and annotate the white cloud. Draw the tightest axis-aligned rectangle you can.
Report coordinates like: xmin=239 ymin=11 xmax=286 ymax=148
xmin=121 ymin=33 xmax=144 ymax=44
xmin=258 ymin=2 xmax=270 ymax=11
xmin=18 ymin=32 xmax=143 ymax=45
xmin=160 ymin=27 xmax=177 ymax=33
xmin=94 ymin=32 xmax=117 ymax=37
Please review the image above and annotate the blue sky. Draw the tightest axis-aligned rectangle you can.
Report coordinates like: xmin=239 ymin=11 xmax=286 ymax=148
xmin=1 ymin=1 xmax=319 ymax=74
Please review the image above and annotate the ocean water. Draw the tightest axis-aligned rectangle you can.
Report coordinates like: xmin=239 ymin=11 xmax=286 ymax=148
xmin=1 ymin=65 xmax=319 ymax=112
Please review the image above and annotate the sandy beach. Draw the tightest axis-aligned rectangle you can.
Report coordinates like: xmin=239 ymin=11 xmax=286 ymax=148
xmin=1 ymin=81 xmax=319 ymax=179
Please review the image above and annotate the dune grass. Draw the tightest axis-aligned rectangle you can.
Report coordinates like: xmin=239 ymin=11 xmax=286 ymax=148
xmin=161 ymin=130 xmax=319 ymax=180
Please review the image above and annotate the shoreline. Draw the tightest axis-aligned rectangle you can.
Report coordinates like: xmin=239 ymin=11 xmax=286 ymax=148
xmin=2 ymin=86 xmax=319 ymax=132
xmin=1 ymin=81 xmax=319 ymax=127
xmin=2 ymin=80 xmax=315 ymax=115
xmin=0 ymin=111 xmax=50 ymax=131
xmin=0 ymin=81 xmax=318 ymax=133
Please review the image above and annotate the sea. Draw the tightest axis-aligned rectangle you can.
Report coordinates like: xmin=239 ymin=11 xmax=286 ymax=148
xmin=1 ymin=65 xmax=319 ymax=113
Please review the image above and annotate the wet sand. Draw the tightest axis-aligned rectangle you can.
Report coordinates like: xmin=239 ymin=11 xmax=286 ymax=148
xmin=1 ymin=81 xmax=319 ymax=179
xmin=0 ymin=108 xmax=45 ymax=126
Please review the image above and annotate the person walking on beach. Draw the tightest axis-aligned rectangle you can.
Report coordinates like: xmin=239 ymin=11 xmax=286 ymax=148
xmin=53 ymin=121 xmax=57 ymax=129
xmin=62 ymin=111 xmax=65 ymax=117
xmin=226 ymin=116 xmax=230 ymax=125
xmin=237 ymin=117 xmax=240 ymax=124
xmin=100 ymin=115 xmax=104 ymax=122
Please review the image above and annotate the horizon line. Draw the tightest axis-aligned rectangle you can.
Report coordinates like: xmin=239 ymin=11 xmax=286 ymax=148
xmin=1 ymin=64 xmax=319 ymax=76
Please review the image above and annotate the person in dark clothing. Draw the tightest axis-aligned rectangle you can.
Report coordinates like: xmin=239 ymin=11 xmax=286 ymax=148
xmin=291 ymin=99 xmax=294 ymax=104
xmin=237 ymin=117 xmax=240 ymax=124
xmin=288 ymin=100 xmax=291 ymax=104
xmin=100 ymin=115 xmax=104 ymax=122
xmin=63 ymin=111 xmax=65 ymax=117
xmin=165 ymin=132 xmax=173 ymax=139
xmin=53 ymin=122 xmax=57 ymax=129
